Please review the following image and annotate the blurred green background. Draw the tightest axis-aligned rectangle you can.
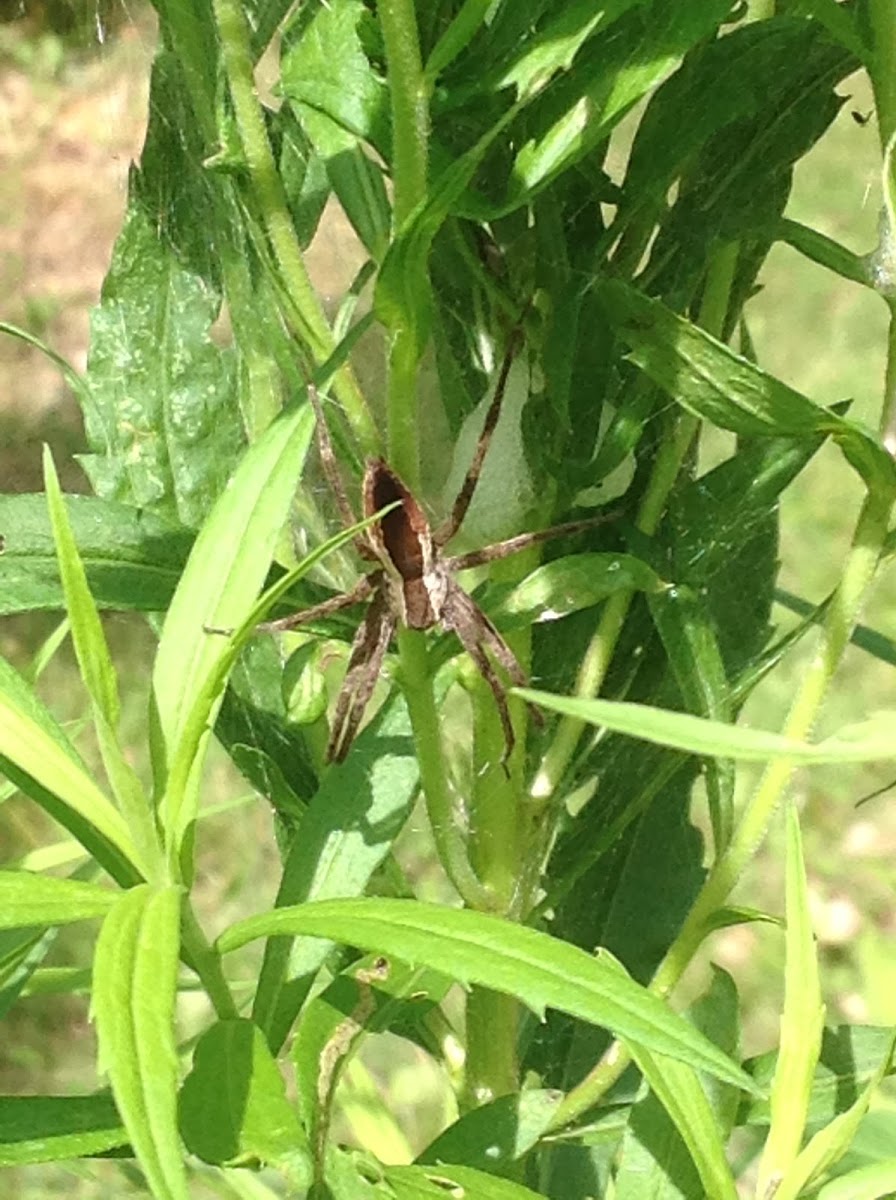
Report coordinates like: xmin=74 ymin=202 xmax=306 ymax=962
xmin=1 ymin=4 xmax=895 ymax=1194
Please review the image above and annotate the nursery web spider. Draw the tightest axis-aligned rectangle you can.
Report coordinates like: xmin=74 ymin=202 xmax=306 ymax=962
xmin=266 ymin=337 xmax=615 ymax=763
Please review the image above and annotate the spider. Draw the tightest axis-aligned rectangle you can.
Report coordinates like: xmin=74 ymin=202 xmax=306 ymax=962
xmin=264 ymin=337 xmax=616 ymax=763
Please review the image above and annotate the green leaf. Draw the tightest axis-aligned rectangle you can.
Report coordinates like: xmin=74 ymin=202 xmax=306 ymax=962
xmin=648 ymin=585 xmax=734 ymax=852
xmin=740 ymin=1026 xmax=896 ymax=1128
xmin=623 ymin=1047 xmax=738 ymax=1200
xmin=180 ymin=1019 xmax=311 ymax=1185
xmin=0 ymin=928 xmax=58 ymax=1021
xmin=424 ymin=0 xmax=493 ymax=82
xmin=0 ymin=871 xmax=115 ymax=928
xmin=669 ymin=433 xmax=825 ymax=679
xmin=253 ymin=695 xmax=418 ymax=1048
xmin=418 ymin=1089 xmax=563 ymax=1174
xmin=756 ymin=803 xmax=825 ymax=1196
xmin=0 ymin=655 xmax=143 ymax=882
xmin=92 ymin=884 xmax=186 ymax=1200
xmin=501 ymin=0 xmax=734 ymax=209
xmin=775 ymin=1038 xmax=896 ymax=1200
xmin=280 ymin=0 xmax=389 ymax=153
xmin=324 ymin=1146 xmax=396 ymax=1198
xmin=597 ymin=280 xmax=896 ymax=494
xmin=787 ymin=0 xmax=867 ymax=60
xmin=386 ymin=1162 xmax=547 ymax=1199
xmin=152 ymin=399 xmax=315 ymax=837
xmin=43 ymin=450 xmax=158 ymax=868
xmin=621 ymin=19 xmax=852 ymax=228
xmin=277 ymin=107 xmax=331 ymax=249
xmin=514 ymin=690 xmax=896 ymax=765
xmin=83 ymin=58 xmax=241 ymax=527
xmin=375 ymin=95 xmax=522 ymax=360
xmin=221 ymin=898 xmax=759 ymax=1095
xmin=500 ymin=553 xmax=665 ymax=623
xmin=0 ymin=1093 xmax=127 ymax=1165
xmin=214 ymin=637 xmax=318 ymax=821
xmin=0 ymin=493 xmax=193 ymax=616
xmin=45 ymin=447 xmax=119 ymax=728
xmin=497 ymin=0 xmax=639 ymax=101
xmin=152 ymin=1 xmax=217 ymax=133
xmin=816 ymin=1156 xmax=896 ymax=1200
xmin=614 ymin=967 xmax=741 ymax=1200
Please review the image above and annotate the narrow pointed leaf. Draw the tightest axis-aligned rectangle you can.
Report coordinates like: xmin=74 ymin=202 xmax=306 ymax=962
xmin=515 ymin=690 xmax=896 ymax=764
xmin=598 ymin=280 xmax=896 ymax=494
xmin=757 ymin=804 xmax=824 ymax=1196
xmin=774 ymin=1038 xmax=896 ymax=1200
xmin=0 ymin=656 xmax=142 ymax=881
xmin=816 ymin=1156 xmax=896 ymax=1200
xmin=92 ymin=884 xmax=186 ymax=1200
xmin=386 ymin=1162 xmax=546 ymax=1199
xmin=0 ymin=1094 xmax=127 ymax=1165
xmin=152 ymin=401 xmax=315 ymax=774
xmin=43 ymin=447 xmax=120 ymax=727
xmin=0 ymin=871 xmax=115 ymax=928
xmin=221 ymin=898 xmax=759 ymax=1095
xmin=626 ymin=1046 xmax=738 ymax=1200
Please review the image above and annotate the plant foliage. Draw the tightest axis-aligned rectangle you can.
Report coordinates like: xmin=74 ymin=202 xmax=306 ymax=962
xmin=2 ymin=1 xmax=896 ymax=1197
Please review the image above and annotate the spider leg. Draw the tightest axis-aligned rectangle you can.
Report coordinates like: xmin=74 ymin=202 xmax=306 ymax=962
xmin=257 ymin=573 xmax=374 ymax=633
xmin=442 ymin=582 xmax=541 ymax=765
xmin=327 ymin=577 xmax=397 ymax=762
xmin=435 ymin=321 xmax=525 ymax=547
xmin=307 ymin=385 xmax=377 ymax=560
xmin=444 ymin=510 xmax=621 ymax=572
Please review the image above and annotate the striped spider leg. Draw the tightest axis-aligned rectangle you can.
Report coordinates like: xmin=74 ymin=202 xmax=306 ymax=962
xmin=267 ymin=342 xmax=615 ymax=763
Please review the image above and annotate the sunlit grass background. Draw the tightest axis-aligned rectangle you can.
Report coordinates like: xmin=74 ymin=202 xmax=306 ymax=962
xmin=1 ymin=6 xmax=895 ymax=1194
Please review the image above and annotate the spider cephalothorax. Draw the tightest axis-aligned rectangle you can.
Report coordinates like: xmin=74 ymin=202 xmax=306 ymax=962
xmin=263 ymin=351 xmax=615 ymax=763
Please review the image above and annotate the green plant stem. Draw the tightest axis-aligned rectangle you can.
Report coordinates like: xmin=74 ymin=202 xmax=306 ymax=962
xmin=882 ymin=300 xmax=896 ymax=456
xmin=396 ymin=629 xmax=495 ymax=910
xmin=870 ymin=0 xmax=896 ymax=150
xmin=464 ymin=988 xmax=519 ymax=1109
xmin=212 ymin=0 xmax=376 ymax=453
xmin=379 ymin=0 xmax=429 ymax=488
xmin=379 ymin=0 xmax=428 ymax=229
xmin=551 ymin=487 xmax=893 ymax=1128
xmin=528 ymin=413 xmax=699 ymax=808
xmin=181 ymin=901 xmax=238 ymax=1021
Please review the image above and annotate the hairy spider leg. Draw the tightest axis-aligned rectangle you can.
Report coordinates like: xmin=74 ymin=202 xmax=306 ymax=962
xmin=441 ymin=580 xmax=542 ymax=764
xmin=257 ymin=573 xmax=374 ymax=634
xmin=307 ymin=385 xmax=378 ymax=561
xmin=435 ymin=323 xmax=525 ymax=547
xmin=444 ymin=511 xmax=621 ymax=572
xmin=327 ymin=579 xmax=397 ymax=762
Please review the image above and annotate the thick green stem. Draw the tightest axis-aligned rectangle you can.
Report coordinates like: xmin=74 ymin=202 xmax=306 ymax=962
xmin=379 ymin=0 xmax=428 ymax=229
xmin=870 ymin=0 xmax=896 ymax=151
xmin=396 ymin=629 xmax=495 ymax=911
xmin=552 ymin=488 xmax=893 ymax=1128
xmin=881 ymin=301 xmax=896 ymax=455
xmin=464 ymin=988 xmax=519 ymax=1109
xmin=181 ymin=901 xmax=238 ymax=1021
xmin=213 ymin=0 xmax=376 ymax=452
xmin=379 ymin=0 xmax=429 ymax=488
